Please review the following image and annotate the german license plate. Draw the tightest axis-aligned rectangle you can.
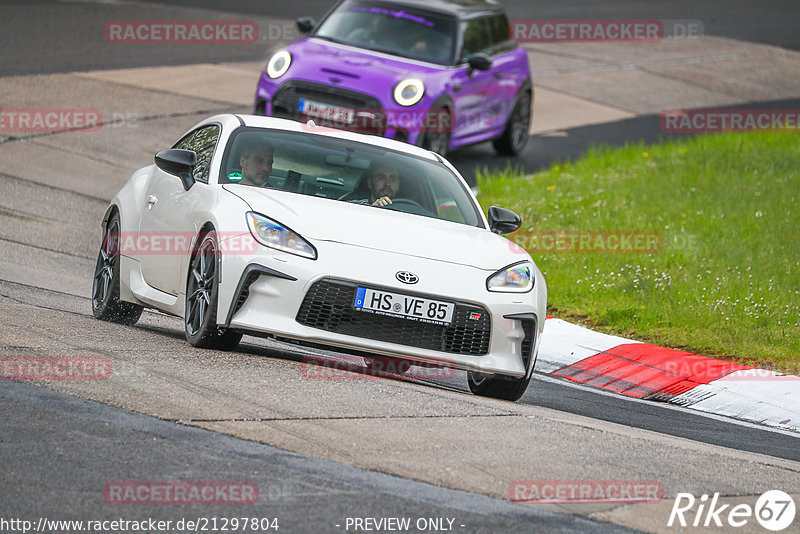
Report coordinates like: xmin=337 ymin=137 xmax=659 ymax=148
xmin=353 ymin=287 xmax=455 ymax=326
xmin=298 ymin=99 xmax=355 ymax=124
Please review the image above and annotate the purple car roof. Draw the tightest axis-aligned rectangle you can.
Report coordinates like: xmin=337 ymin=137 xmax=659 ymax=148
xmin=326 ymin=0 xmax=506 ymax=20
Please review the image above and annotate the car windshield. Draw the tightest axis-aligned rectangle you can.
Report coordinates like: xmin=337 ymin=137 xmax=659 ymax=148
xmin=313 ymin=0 xmax=457 ymax=65
xmin=220 ymin=128 xmax=484 ymax=228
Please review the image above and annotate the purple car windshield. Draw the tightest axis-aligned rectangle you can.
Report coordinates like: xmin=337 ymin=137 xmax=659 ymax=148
xmin=314 ymin=0 xmax=457 ymax=65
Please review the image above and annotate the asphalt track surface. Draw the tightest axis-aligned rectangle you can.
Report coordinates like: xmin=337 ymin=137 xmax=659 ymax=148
xmin=149 ymin=0 xmax=800 ymax=52
xmin=2 ymin=1 xmax=800 ymax=532
xmin=4 ymin=0 xmax=799 ymax=76
xmin=3 ymin=0 xmax=799 ymax=184
xmin=2 ymin=379 xmax=632 ymax=533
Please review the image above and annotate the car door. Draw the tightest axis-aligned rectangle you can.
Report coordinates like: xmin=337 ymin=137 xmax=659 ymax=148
xmin=484 ymin=13 xmax=527 ymax=129
xmin=450 ymin=17 xmax=501 ymax=141
xmin=138 ymin=125 xmax=220 ymax=295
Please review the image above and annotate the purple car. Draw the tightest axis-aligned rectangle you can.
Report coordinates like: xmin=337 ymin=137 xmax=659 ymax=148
xmin=254 ymin=0 xmax=532 ymax=157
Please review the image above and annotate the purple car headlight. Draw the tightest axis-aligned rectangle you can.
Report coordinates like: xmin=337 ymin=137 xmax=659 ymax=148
xmin=393 ymin=78 xmax=424 ymax=106
xmin=267 ymin=50 xmax=292 ymax=79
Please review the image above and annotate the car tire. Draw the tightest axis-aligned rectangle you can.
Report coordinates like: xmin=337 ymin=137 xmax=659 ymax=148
xmin=420 ymin=106 xmax=451 ymax=157
xmin=91 ymin=212 xmax=144 ymax=325
xmin=467 ymin=371 xmax=531 ymax=401
xmin=185 ymin=230 xmax=243 ymax=351
xmin=363 ymin=356 xmax=412 ymax=375
xmin=492 ymin=91 xmax=531 ymax=156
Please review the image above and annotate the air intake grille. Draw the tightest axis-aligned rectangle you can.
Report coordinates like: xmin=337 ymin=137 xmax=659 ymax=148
xmin=271 ymin=81 xmax=385 ymax=135
xmin=520 ymin=318 xmax=536 ymax=372
xmin=296 ymin=279 xmax=491 ymax=356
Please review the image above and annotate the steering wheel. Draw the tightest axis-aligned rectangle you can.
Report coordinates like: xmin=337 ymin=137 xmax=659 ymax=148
xmin=384 ymin=198 xmax=424 ymax=209
xmin=383 ymin=198 xmax=437 ymax=217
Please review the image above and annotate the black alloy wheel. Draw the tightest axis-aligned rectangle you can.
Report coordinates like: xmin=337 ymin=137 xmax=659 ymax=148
xmin=91 ymin=212 xmax=143 ymax=325
xmin=493 ymin=91 xmax=531 ymax=156
xmin=185 ymin=231 xmax=243 ymax=350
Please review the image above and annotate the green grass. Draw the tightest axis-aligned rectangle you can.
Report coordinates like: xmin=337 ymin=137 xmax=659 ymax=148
xmin=477 ymin=132 xmax=800 ymax=369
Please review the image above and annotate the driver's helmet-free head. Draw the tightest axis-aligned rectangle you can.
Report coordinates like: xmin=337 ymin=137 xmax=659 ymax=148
xmin=229 ymin=137 xmax=274 ymax=181
xmin=365 ymin=156 xmax=404 ymax=194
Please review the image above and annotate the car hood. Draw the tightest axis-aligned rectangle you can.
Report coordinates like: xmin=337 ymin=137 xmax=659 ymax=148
xmin=224 ymin=186 xmax=525 ymax=271
xmin=284 ymin=38 xmax=442 ymax=90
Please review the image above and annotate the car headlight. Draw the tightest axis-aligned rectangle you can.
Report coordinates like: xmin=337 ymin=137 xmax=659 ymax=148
xmin=246 ymin=212 xmax=316 ymax=259
xmin=393 ymin=78 xmax=424 ymax=106
xmin=486 ymin=261 xmax=533 ymax=293
xmin=266 ymin=50 xmax=292 ymax=78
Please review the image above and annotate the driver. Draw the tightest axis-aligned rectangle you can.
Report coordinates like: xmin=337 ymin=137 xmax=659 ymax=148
xmin=353 ymin=159 xmax=401 ymax=207
xmin=237 ymin=139 xmax=274 ymax=187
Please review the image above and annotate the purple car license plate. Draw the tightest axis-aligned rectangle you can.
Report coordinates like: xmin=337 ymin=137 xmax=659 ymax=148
xmin=298 ymin=99 xmax=355 ymax=124
xmin=353 ymin=287 xmax=454 ymax=326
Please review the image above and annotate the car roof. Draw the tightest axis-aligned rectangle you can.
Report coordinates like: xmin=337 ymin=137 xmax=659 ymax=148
xmin=232 ymin=114 xmax=441 ymax=162
xmin=346 ymin=0 xmax=506 ymax=19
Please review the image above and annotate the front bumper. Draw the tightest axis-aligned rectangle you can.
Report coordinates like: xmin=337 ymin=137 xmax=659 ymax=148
xmin=217 ymin=236 xmax=544 ymax=378
xmin=255 ymin=76 xmax=427 ymax=145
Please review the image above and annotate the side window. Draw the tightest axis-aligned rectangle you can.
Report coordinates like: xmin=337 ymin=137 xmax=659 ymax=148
xmin=488 ymin=14 xmax=517 ymax=55
xmin=429 ymin=178 xmax=466 ymax=224
xmin=174 ymin=125 xmax=220 ymax=183
xmin=489 ymin=14 xmax=510 ymax=46
xmin=459 ymin=18 xmax=492 ymax=62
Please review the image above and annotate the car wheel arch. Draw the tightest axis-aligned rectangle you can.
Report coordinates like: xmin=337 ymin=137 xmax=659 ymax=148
xmin=102 ymin=204 xmax=120 ymax=229
xmin=190 ymin=221 xmax=218 ymax=260
xmin=491 ymin=80 xmax=533 ymax=155
xmin=419 ymin=95 xmax=455 ymax=155
xmin=506 ymin=79 xmax=532 ymax=125
xmin=181 ymin=221 xmax=218 ymax=294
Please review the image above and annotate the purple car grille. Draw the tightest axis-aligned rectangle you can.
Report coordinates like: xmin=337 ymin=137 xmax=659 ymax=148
xmin=296 ymin=278 xmax=491 ymax=356
xmin=272 ymin=81 xmax=386 ymax=135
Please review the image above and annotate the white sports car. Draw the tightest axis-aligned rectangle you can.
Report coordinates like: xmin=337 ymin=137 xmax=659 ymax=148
xmin=91 ymin=114 xmax=546 ymax=401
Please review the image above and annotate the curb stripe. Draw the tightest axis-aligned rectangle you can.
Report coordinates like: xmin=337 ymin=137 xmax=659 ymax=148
xmin=550 ymin=343 xmax=752 ymax=401
xmin=551 ymin=343 xmax=752 ymax=399
xmin=539 ymin=318 xmax=799 ymax=431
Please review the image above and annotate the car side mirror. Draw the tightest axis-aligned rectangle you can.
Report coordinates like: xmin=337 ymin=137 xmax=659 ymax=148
xmin=296 ymin=17 xmax=316 ymax=34
xmin=155 ymin=149 xmax=196 ymax=191
xmin=467 ymin=53 xmax=492 ymax=75
xmin=488 ymin=206 xmax=521 ymax=234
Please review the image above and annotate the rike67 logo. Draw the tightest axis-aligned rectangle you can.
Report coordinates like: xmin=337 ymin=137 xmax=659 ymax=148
xmin=668 ymin=490 xmax=796 ymax=531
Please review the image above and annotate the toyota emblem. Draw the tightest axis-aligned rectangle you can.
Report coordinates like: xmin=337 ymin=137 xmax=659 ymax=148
xmin=395 ymin=271 xmax=419 ymax=284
